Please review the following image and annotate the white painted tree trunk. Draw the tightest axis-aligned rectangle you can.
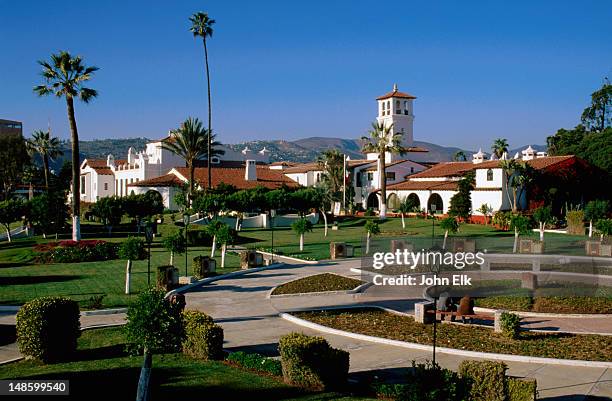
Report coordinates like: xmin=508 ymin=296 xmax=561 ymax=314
xmin=221 ymin=243 xmax=226 ymax=268
xmin=299 ymin=234 xmax=304 ymax=251
xmin=170 ymin=251 xmax=174 ymax=266
xmin=136 ymin=349 xmax=152 ymax=401
xmin=72 ymin=215 xmax=81 ymax=242
xmin=379 ymin=203 xmax=387 ymax=219
xmin=443 ymin=230 xmax=448 ymax=249
xmin=539 ymin=222 xmax=545 ymax=242
xmin=589 ymin=220 xmax=593 ymax=238
xmin=513 ymin=228 xmax=519 ymax=253
xmin=322 ymin=211 xmax=328 ymax=237
xmin=125 ymin=260 xmax=132 ymax=294
xmin=366 ymin=232 xmax=371 ymax=254
xmin=210 ymin=235 xmax=217 ymax=257
xmin=4 ymin=227 xmax=11 ymax=243
xmin=235 ymin=216 xmax=240 ymax=231
xmin=401 ymin=213 xmax=406 ymax=229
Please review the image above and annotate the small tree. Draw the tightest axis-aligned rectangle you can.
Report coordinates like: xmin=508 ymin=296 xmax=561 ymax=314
xmin=532 ymin=206 xmax=552 ymax=242
xmin=125 ymin=288 xmax=183 ymax=401
xmin=364 ymin=220 xmax=380 ymax=254
xmin=292 ymin=218 xmax=313 ymax=251
xmin=215 ymin=223 xmax=233 ymax=268
xmin=398 ymin=196 xmax=419 ymax=229
xmin=510 ymin=214 xmax=531 ymax=253
xmin=439 ymin=217 xmax=459 ymax=249
xmin=448 ymin=171 xmax=474 ymax=221
xmin=205 ymin=220 xmax=226 ymax=258
xmin=584 ymin=200 xmax=609 ymax=238
xmin=595 ymin=218 xmax=612 ymax=242
xmin=163 ymin=229 xmax=186 ymax=265
xmin=0 ymin=198 xmax=24 ymax=242
xmin=26 ymin=193 xmax=68 ymax=239
xmin=477 ymin=203 xmax=493 ymax=225
xmin=119 ymin=237 xmax=146 ymax=295
xmin=91 ymin=196 xmax=124 ymax=236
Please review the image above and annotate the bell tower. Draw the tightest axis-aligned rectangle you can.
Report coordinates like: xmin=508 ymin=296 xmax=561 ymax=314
xmin=376 ymin=84 xmax=415 ymax=148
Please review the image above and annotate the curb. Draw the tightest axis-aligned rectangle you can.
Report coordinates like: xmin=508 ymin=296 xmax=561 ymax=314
xmin=279 ymin=312 xmax=612 ymax=368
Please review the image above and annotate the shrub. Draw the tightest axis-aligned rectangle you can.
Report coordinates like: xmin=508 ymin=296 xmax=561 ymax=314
xmin=507 ymin=378 xmax=537 ymax=401
xmin=459 ymin=360 xmax=507 ymax=401
xmin=566 ymin=210 xmax=585 ymax=235
xmin=186 ymin=228 xmax=212 ymax=246
xmin=118 ymin=237 xmax=147 ymax=261
xmin=85 ymin=294 xmax=105 ymax=310
xmin=125 ymin=288 xmax=183 ymax=355
xmin=278 ymin=332 xmax=349 ymax=391
xmin=226 ymin=351 xmax=282 ymax=376
xmin=16 ymin=297 xmax=80 ymax=363
xmin=156 ymin=265 xmax=178 ymax=291
xmin=34 ymin=240 xmax=119 ymax=263
xmin=182 ymin=310 xmax=224 ymax=360
xmin=500 ymin=312 xmax=521 ymax=339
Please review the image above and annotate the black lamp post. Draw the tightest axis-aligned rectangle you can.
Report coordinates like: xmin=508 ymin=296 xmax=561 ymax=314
xmin=428 ymin=245 xmax=442 ymax=366
xmin=270 ymin=209 xmax=276 ymax=264
xmin=183 ymin=213 xmax=190 ymax=277
xmin=144 ymin=222 xmax=154 ymax=286
xmin=430 ymin=204 xmax=437 ymax=246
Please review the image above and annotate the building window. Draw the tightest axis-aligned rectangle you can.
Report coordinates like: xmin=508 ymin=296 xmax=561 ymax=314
xmin=486 ymin=169 xmax=494 ymax=181
xmin=367 ymin=172 xmax=374 ymax=181
xmin=80 ymin=176 xmax=85 ymax=194
xmin=104 ymin=183 xmax=108 ymax=191
xmin=385 ymin=172 xmax=396 ymax=181
xmin=410 ymin=167 xmax=414 ymax=173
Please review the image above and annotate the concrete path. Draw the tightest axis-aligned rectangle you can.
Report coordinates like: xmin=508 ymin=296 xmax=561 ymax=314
xmin=183 ymin=259 xmax=612 ymax=400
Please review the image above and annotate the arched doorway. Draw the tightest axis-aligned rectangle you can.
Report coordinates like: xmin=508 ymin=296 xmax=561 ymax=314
xmin=387 ymin=193 xmax=401 ymax=210
xmin=407 ymin=193 xmax=420 ymax=211
xmin=427 ymin=193 xmax=443 ymax=213
xmin=367 ymin=192 xmax=379 ymax=210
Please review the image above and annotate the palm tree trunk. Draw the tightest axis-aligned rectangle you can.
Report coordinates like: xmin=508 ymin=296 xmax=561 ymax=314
xmin=366 ymin=232 xmax=371 ymax=254
xmin=189 ymin=161 xmax=195 ymax=207
xmin=42 ymin=154 xmax=50 ymax=191
xmin=299 ymin=233 xmax=304 ymax=251
xmin=512 ymin=189 xmax=518 ymax=213
xmin=513 ymin=228 xmax=519 ymax=253
xmin=66 ymin=96 xmax=81 ymax=241
xmin=203 ymin=38 xmax=212 ymax=190
xmin=321 ymin=210 xmax=328 ymax=237
xmin=443 ymin=230 xmax=449 ymax=249
xmin=401 ymin=213 xmax=406 ymax=229
xmin=378 ymin=154 xmax=387 ymax=219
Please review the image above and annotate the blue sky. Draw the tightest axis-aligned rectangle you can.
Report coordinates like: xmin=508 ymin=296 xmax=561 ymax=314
xmin=1 ymin=0 xmax=611 ymax=150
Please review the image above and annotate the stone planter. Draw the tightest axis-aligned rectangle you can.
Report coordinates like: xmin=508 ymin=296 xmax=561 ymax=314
xmin=330 ymin=242 xmax=354 ymax=259
xmin=451 ymin=239 xmax=476 ymax=253
xmin=390 ymin=239 xmax=413 ymax=253
xmin=156 ymin=265 xmax=179 ymax=291
xmin=521 ymin=272 xmax=538 ymax=290
xmin=585 ymin=240 xmax=612 ymax=257
xmin=519 ymin=239 xmax=544 ymax=254
xmin=240 ymin=251 xmax=264 ymax=269
xmin=193 ymin=256 xmax=216 ymax=278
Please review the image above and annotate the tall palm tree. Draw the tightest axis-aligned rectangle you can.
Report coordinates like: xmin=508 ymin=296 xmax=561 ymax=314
xmin=26 ymin=130 xmax=63 ymax=191
xmin=316 ymin=149 xmax=344 ymax=201
xmin=189 ymin=12 xmax=216 ymax=189
xmin=34 ymin=51 xmax=98 ymax=241
xmin=361 ymin=121 xmax=406 ymax=219
xmin=491 ymin=138 xmax=509 ymax=159
xmin=163 ymin=117 xmax=223 ymax=204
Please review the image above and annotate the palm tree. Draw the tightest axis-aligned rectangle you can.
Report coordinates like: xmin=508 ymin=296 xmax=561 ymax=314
xmin=189 ymin=12 xmax=216 ymax=189
xmin=439 ymin=217 xmax=459 ymax=249
xmin=316 ymin=149 xmax=344 ymax=201
xmin=491 ymin=138 xmax=509 ymax=159
xmin=163 ymin=117 xmax=223 ymax=204
xmin=26 ymin=130 xmax=63 ymax=191
xmin=364 ymin=220 xmax=380 ymax=254
xmin=361 ymin=121 xmax=406 ymax=219
xmin=34 ymin=51 xmax=98 ymax=241
xmin=398 ymin=196 xmax=418 ymax=229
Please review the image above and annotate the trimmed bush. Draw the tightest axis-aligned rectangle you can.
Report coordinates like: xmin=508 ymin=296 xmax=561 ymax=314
xmin=118 ymin=237 xmax=147 ymax=261
xmin=226 ymin=351 xmax=283 ymax=376
xmin=278 ymin=332 xmax=349 ymax=391
xmin=34 ymin=240 xmax=119 ymax=263
xmin=507 ymin=378 xmax=537 ymax=401
xmin=566 ymin=210 xmax=584 ymax=235
xmin=182 ymin=310 xmax=224 ymax=360
xmin=500 ymin=312 xmax=521 ymax=339
xmin=15 ymin=297 xmax=80 ymax=363
xmin=459 ymin=360 xmax=507 ymax=401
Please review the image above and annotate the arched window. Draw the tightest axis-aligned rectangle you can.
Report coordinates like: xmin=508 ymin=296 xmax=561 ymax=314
xmin=387 ymin=193 xmax=401 ymax=210
xmin=486 ymin=169 xmax=493 ymax=181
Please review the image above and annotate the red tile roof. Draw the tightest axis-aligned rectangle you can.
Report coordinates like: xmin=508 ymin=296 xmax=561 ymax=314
xmin=376 ymin=89 xmax=417 ymax=100
xmin=128 ymin=174 xmax=185 ymax=187
xmin=387 ymin=180 xmax=459 ymax=191
xmin=82 ymin=159 xmax=114 ymax=175
xmin=363 ymin=159 xmax=427 ymax=172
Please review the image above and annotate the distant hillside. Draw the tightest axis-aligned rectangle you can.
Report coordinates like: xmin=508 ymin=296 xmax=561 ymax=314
xmin=48 ymin=136 xmax=547 ymax=171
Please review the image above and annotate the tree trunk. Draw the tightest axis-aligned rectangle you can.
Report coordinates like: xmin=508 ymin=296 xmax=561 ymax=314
xmin=401 ymin=213 xmax=406 ymax=229
xmin=66 ymin=96 xmax=81 ymax=241
xmin=443 ymin=230 xmax=448 ymax=249
xmin=512 ymin=189 xmax=518 ymax=213
xmin=589 ymin=220 xmax=593 ymax=238
xmin=221 ymin=243 xmax=226 ymax=268
xmin=539 ymin=222 xmax=545 ymax=242
xmin=188 ymin=161 xmax=195 ymax=207
xmin=366 ymin=232 xmax=371 ymax=254
xmin=125 ymin=259 xmax=132 ymax=294
xmin=235 ymin=215 xmax=240 ymax=231
xmin=42 ymin=154 xmax=50 ymax=191
xmin=299 ymin=233 xmax=304 ymax=251
xmin=203 ymin=38 xmax=212 ymax=190
xmin=4 ymin=226 xmax=11 ymax=243
xmin=322 ymin=210 xmax=328 ymax=237
xmin=136 ymin=349 xmax=152 ymax=401
xmin=513 ymin=228 xmax=519 ymax=253
xmin=379 ymin=155 xmax=387 ymax=219
xmin=210 ymin=235 xmax=217 ymax=257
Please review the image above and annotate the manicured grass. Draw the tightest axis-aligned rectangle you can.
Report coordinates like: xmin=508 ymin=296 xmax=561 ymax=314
xmin=0 ymin=327 xmax=373 ymax=401
xmin=271 ymin=273 xmax=364 ymax=295
xmin=293 ymin=308 xmax=612 ymax=361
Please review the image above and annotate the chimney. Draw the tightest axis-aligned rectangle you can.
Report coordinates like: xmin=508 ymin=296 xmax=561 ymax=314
xmin=245 ymin=160 xmax=257 ymax=181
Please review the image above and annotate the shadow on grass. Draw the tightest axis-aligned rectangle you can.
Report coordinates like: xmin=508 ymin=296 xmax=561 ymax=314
xmin=0 ymin=275 xmax=82 ymax=286
xmin=72 ymin=344 xmax=127 ymax=362
xmin=0 ymin=324 xmax=16 ymax=346
xmin=0 ymin=262 xmax=34 ymax=268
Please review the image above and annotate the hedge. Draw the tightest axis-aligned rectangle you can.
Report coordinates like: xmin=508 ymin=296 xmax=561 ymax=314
xmin=182 ymin=310 xmax=224 ymax=360
xmin=507 ymin=378 xmax=537 ymax=401
xmin=15 ymin=297 xmax=80 ymax=363
xmin=226 ymin=351 xmax=283 ymax=376
xmin=459 ymin=360 xmax=507 ymax=401
xmin=278 ymin=332 xmax=349 ymax=391
xmin=34 ymin=240 xmax=119 ymax=263
xmin=500 ymin=312 xmax=521 ymax=339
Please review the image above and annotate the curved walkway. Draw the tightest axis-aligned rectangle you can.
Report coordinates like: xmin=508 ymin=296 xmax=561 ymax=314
xmin=184 ymin=258 xmax=612 ymax=400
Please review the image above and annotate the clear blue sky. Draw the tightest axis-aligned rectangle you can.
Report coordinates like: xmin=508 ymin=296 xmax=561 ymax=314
xmin=1 ymin=0 xmax=611 ymax=150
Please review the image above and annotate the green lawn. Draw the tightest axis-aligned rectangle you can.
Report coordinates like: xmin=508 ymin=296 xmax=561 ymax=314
xmin=0 ymin=327 xmax=373 ymax=401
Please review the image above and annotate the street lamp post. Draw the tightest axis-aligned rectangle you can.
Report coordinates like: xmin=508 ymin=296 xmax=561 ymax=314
xmin=183 ymin=213 xmax=190 ymax=277
xmin=270 ymin=209 xmax=276 ymax=264
xmin=144 ymin=222 xmax=154 ymax=286
xmin=430 ymin=204 xmax=437 ymax=246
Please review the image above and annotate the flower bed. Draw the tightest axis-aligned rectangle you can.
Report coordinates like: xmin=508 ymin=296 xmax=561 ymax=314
xmin=34 ymin=240 xmax=119 ymax=263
